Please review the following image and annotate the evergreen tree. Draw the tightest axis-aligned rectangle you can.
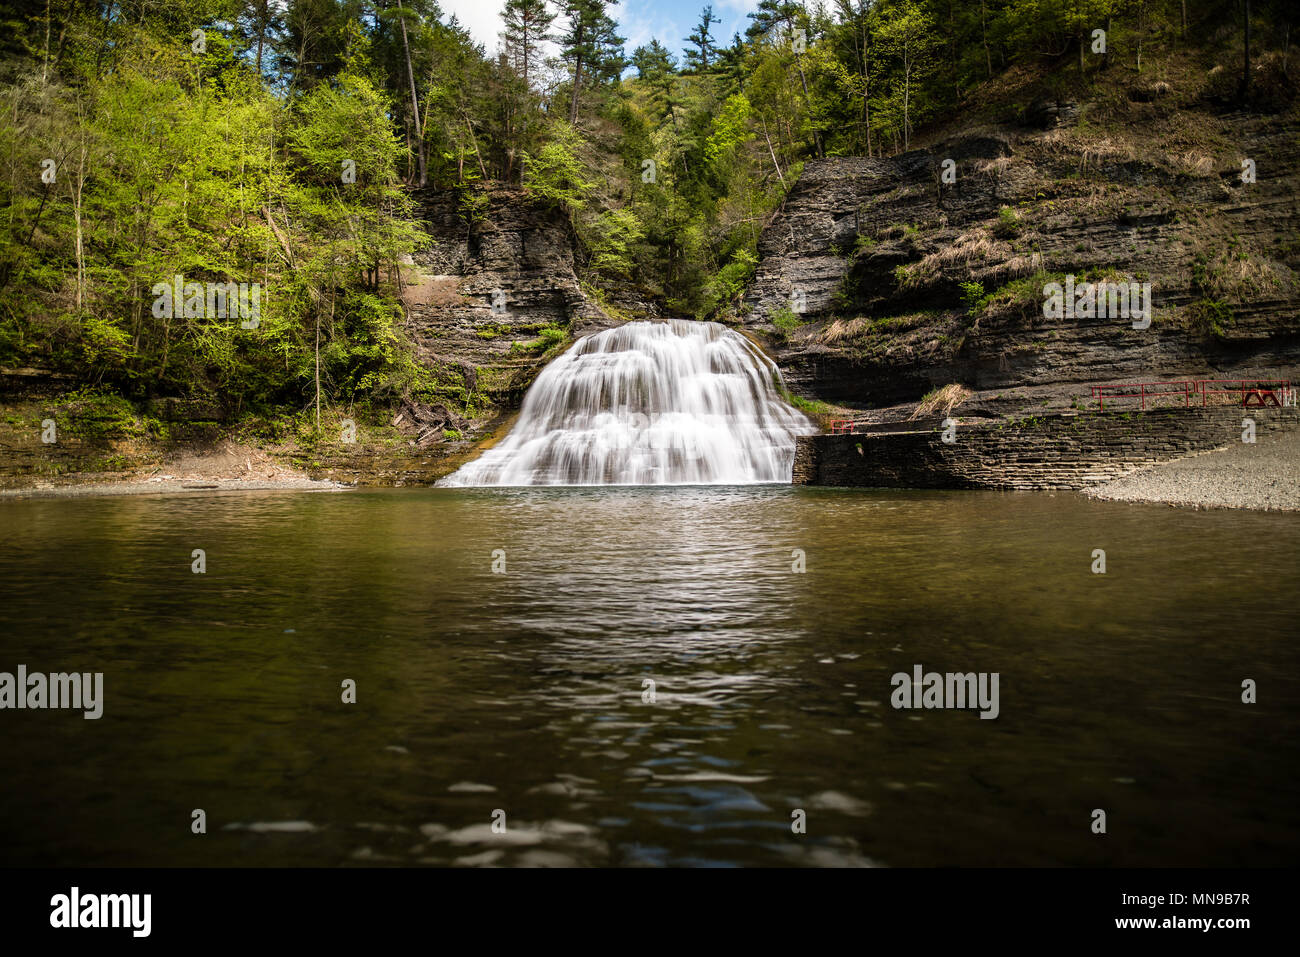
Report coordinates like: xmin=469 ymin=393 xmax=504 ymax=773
xmin=559 ymin=0 xmax=625 ymax=125
xmin=501 ymin=0 xmax=554 ymax=90
xmin=684 ymin=4 xmax=720 ymax=72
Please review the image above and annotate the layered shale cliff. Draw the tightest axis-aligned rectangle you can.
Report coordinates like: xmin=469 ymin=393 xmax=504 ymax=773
xmin=744 ymin=85 xmax=1300 ymax=419
xmin=398 ymin=187 xmax=618 ymax=428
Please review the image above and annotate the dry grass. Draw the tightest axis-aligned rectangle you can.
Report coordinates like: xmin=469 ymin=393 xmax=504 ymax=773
xmin=1171 ymin=150 xmax=1216 ymax=176
xmin=818 ymin=317 xmax=871 ymax=344
xmin=911 ymin=383 xmax=972 ymax=419
xmin=985 ymin=252 xmax=1043 ymax=285
xmin=1209 ymin=253 xmax=1283 ymax=300
xmin=972 ymin=156 xmax=1015 ymax=179
xmin=900 ymin=229 xmax=1004 ymax=289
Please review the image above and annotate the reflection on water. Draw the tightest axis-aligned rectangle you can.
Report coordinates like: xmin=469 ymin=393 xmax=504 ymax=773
xmin=0 ymin=486 xmax=1297 ymax=866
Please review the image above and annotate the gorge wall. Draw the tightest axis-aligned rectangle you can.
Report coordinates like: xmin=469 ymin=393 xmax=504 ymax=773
xmin=743 ymin=90 xmax=1300 ymax=418
xmin=794 ymin=405 xmax=1299 ymax=491
xmin=396 ymin=187 xmax=615 ymax=433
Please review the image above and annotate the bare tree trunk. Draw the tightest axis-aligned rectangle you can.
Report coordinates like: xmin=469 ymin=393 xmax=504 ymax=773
xmin=315 ymin=308 xmax=321 ymax=432
xmin=464 ymin=115 xmax=488 ymax=180
xmin=316 ymin=289 xmax=333 ymax=433
xmin=42 ymin=0 xmax=50 ymax=82
xmin=981 ymin=0 xmax=993 ymax=77
xmin=902 ymin=51 xmax=912 ymax=149
xmin=254 ymin=0 xmax=268 ymax=75
xmin=1241 ymin=0 xmax=1252 ymax=99
xmin=760 ymin=117 xmax=786 ymax=189
xmin=398 ymin=4 xmax=426 ymax=187
xmin=795 ymin=54 xmax=821 ymax=157
xmin=569 ymin=54 xmax=583 ymax=125
xmin=73 ymin=142 xmax=86 ymax=311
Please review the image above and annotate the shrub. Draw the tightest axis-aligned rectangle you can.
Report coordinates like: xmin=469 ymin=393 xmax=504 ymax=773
xmin=1188 ymin=299 xmax=1234 ymax=339
xmin=771 ymin=306 xmax=804 ymax=331
xmin=992 ymin=206 xmax=1021 ymax=239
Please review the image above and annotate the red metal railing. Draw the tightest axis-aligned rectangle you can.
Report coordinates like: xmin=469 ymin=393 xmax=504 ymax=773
xmin=1092 ymin=379 xmax=1293 ymax=410
xmin=1195 ymin=379 xmax=1292 ymax=408
xmin=829 ymin=418 xmax=857 ymax=434
xmin=1090 ymin=381 xmax=1194 ymax=411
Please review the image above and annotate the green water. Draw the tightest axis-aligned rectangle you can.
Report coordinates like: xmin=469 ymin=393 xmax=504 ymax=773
xmin=0 ymin=486 xmax=1296 ymax=866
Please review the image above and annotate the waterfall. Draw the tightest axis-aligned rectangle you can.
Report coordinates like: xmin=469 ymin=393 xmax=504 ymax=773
xmin=439 ymin=319 xmax=815 ymax=487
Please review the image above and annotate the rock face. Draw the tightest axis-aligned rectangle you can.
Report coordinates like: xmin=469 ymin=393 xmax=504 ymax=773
xmin=400 ymin=187 xmax=617 ymax=421
xmin=794 ymin=405 xmax=1300 ymax=491
xmin=745 ymin=105 xmax=1300 ymax=413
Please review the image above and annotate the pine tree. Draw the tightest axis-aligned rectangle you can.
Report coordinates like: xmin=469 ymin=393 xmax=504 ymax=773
xmin=559 ymin=0 xmax=625 ymax=125
xmin=684 ymin=5 xmax=721 ymax=72
xmin=501 ymin=0 xmax=554 ymax=91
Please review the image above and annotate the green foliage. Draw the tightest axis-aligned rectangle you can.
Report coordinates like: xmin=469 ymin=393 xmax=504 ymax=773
xmin=587 ymin=208 xmax=647 ymax=280
xmin=1188 ymin=299 xmax=1235 ymax=339
xmin=523 ymin=122 xmax=599 ymax=214
xmin=992 ymin=207 xmax=1022 ymax=239
xmin=509 ymin=324 xmax=569 ymax=356
xmin=771 ymin=306 xmax=804 ymax=331
xmin=0 ymin=18 xmax=428 ymax=421
xmin=700 ymin=248 xmax=758 ymax=317
xmin=960 ymin=280 xmax=986 ymax=313
xmin=789 ymin=394 xmax=835 ymax=416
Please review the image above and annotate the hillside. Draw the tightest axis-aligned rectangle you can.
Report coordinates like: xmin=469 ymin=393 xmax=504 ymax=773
xmin=744 ymin=54 xmax=1300 ymax=422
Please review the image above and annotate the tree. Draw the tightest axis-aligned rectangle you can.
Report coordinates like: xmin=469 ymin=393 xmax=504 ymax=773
xmin=501 ymin=0 xmax=554 ymax=91
xmin=831 ymin=0 xmax=877 ymax=156
xmin=685 ymin=5 xmax=721 ymax=72
xmin=559 ymin=0 xmax=625 ymax=125
xmin=390 ymin=1 xmax=427 ymax=186
xmin=746 ymin=0 xmax=823 ymax=156
xmin=877 ymin=0 xmax=935 ymax=150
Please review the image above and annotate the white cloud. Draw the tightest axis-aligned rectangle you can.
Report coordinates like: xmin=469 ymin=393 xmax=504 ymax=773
xmin=439 ymin=0 xmax=507 ymax=54
xmin=621 ymin=12 xmax=683 ymax=55
xmin=715 ymin=0 xmax=761 ymax=14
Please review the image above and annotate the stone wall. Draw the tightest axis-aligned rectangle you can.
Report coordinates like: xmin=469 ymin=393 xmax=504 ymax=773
xmin=793 ymin=405 xmax=1300 ymax=489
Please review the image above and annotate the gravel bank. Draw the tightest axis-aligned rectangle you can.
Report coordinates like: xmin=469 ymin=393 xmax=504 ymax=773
xmin=0 ymin=440 xmax=349 ymax=500
xmin=1085 ymin=430 xmax=1300 ymax=511
xmin=0 ymin=476 xmax=347 ymax=500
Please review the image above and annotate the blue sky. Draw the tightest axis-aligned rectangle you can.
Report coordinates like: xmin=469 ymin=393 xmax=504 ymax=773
xmin=439 ymin=0 xmax=765 ymax=65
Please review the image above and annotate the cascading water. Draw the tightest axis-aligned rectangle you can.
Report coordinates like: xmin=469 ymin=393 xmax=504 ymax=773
xmin=439 ymin=319 xmax=816 ymax=487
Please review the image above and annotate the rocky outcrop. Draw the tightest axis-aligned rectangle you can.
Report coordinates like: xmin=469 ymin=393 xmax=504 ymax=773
xmin=794 ymin=405 xmax=1299 ymax=491
xmin=400 ymin=186 xmax=617 ymax=422
xmin=746 ymin=100 xmax=1300 ymax=414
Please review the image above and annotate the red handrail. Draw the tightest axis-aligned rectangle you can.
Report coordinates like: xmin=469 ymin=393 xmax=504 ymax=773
xmin=1090 ymin=381 xmax=1193 ymax=411
xmin=1195 ymin=379 xmax=1291 ymax=407
xmin=1091 ymin=379 xmax=1292 ymax=410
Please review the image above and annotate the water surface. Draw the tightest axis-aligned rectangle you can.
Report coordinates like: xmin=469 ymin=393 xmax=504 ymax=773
xmin=1 ymin=487 xmax=1296 ymax=866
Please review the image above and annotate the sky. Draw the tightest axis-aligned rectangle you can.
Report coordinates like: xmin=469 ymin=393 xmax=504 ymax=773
xmin=439 ymin=0 xmax=765 ymax=65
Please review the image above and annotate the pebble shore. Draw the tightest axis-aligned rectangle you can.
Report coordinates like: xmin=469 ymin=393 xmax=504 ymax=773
xmin=1086 ymin=431 xmax=1300 ymax=511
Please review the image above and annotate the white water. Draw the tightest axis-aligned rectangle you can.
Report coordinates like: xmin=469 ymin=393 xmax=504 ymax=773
xmin=440 ymin=319 xmax=816 ymax=487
